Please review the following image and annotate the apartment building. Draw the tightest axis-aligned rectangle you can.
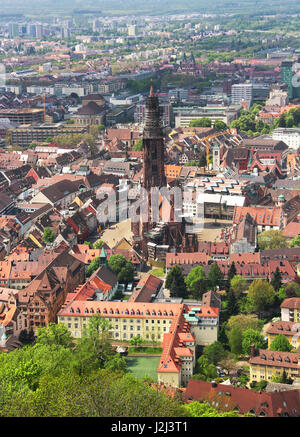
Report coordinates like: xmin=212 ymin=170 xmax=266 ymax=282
xmin=10 ymin=123 xmax=87 ymax=147
xmin=249 ymin=347 xmax=300 ymax=383
xmin=281 ymin=298 xmax=300 ymax=323
xmin=272 ymin=128 xmax=300 ymax=151
xmin=58 ymin=300 xmax=219 ymax=387
xmin=231 ymin=83 xmax=253 ymax=105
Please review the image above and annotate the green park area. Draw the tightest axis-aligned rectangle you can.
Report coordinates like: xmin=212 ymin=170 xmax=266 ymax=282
xmin=126 ymin=356 xmax=161 ymax=381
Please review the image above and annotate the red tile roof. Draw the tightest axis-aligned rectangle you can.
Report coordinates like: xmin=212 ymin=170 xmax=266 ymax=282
xmin=184 ymin=380 xmax=300 ymax=417
xmin=281 ymin=298 xmax=300 ymax=310
xmin=233 ymin=206 xmax=282 ymax=227
xmin=166 ymin=252 xmax=208 ymax=268
xmin=250 ymin=349 xmax=300 ymax=370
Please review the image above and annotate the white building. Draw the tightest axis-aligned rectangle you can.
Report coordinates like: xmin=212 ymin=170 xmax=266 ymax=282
xmin=231 ymin=83 xmax=253 ymax=105
xmin=272 ymin=128 xmax=300 ymax=151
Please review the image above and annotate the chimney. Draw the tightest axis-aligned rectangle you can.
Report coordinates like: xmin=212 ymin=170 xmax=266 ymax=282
xmin=250 ymin=343 xmax=256 ymax=358
xmin=211 ymin=381 xmax=217 ymax=388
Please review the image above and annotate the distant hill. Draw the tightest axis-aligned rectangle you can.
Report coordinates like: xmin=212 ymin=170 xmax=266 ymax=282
xmin=0 ymin=0 xmax=300 ymax=16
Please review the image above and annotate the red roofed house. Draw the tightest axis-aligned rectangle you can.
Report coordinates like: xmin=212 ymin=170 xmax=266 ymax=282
xmin=184 ymin=379 xmax=300 ymax=417
xmin=233 ymin=206 xmax=283 ymax=232
xmin=249 ymin=346 xmax=300 ymax=384
xmin=58 ymin=300 xmax=219 ymax=387
xmin=165 ymin=252 xmax=208 ymax=275
xmin=281 ymin=298 xmax=300 ymax=322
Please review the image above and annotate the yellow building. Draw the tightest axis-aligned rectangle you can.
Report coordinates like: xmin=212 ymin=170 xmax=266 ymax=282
xmin=58 ymin=299 xmax=219 ymax=387
xmin=249 ymin=347 xmax=300 ymax=383
xmin=281 ymin=297 xmax=300 ymax=323
xmin=267 ymin=321 xmax=300 ymax=350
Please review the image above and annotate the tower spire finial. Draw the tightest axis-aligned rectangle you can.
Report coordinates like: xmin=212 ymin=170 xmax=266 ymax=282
xmin=149 ymin=79 xmax=154 ymax=97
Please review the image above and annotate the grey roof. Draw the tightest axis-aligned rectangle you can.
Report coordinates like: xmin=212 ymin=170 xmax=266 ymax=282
xmin=94 ymin=265 xmax=118 ymax=288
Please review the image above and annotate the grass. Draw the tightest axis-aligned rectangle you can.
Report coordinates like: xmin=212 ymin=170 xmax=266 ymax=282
xmin=128 ymin=346 xmax=163 ymax=355
xmin=126 ymin=356 xmax=161 ymax=381
xmin=151 ymin=268 xmax=165 ymax=278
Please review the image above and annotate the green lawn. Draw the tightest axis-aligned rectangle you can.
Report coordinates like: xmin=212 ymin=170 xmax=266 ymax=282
xmin=151 ymin=268 xmax=165 ymax=278
xmin=126 ymin=356 xmax=161 ymax=381
xmin=128 ymin=346 xmax=163 ymax=355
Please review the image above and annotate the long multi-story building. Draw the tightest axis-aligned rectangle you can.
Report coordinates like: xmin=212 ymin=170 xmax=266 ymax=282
xmin=10 ymin=123 xmax=87 ymax=147
xmin=174 ymin=104 xmax=241 ymax=127
xmin=0 ymin=108 xmax=44 ymax=125
xmin=58 ymin=298 xmax=219 ymax=387
xmin=249 ymin=346 xmax=300 ymax=384
xmin=272 ymin=128 xmax=300 ymax=151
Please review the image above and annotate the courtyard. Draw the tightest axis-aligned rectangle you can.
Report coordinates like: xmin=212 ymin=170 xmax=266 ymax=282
xmin=125 ymin=356 xmax=161 ymax=381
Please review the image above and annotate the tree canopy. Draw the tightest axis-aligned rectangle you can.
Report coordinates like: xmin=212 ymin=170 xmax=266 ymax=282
xmin=269 ymin=334 xmax=293 ymax=352
xmin=189 ymin=117 xmax=212 ymax=127
xmin=241 ymin=329 xmax=266 ymax=355
xmin=107 ymin=254 xmax=135 ymax=283
xmin=165 ymin=265 xmax=187 ymax=298
xmin=185 ymin=265 xmax=207 ymax=299
xmin=247 ymin=279 xmax=276 ymax=313
xmin=257 ymin=230 xmax=288 ymax=250
xmin=43 ymin=227 xmax=55 ymax=243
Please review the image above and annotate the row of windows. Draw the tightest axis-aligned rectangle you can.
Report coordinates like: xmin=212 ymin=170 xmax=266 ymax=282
xmin=61 ymin=316 xmax=172 ymax=325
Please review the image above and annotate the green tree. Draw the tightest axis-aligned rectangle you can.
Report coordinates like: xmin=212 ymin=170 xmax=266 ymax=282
xmin=247 ymin=279 xmax=276 ymax=314
xmin=290 ymin=235 xmax=300 ymax=248
xmin=104 ymin=355 xmax=127 ymax=373
xmin=108 ymin=254 xmax=135 ymax=283
xmin=189 ymin=117 xmax=212 ymax=127
xmin=185 ymin=265 xmax=207 ymax=299
xmin=226 ymin=314 xmax=263 ymax=336
xmin=214 ymin=120 xmax=228 ymax=131
xmin=87 ymin=256 xmax=101 ymax=277
xmin=271 ymin=267 xmax=283 ymax=292
xmin=133 ymin=138 xmax=143 ymax=151
xmin=285 ymin=281 xmax=300 ymax=298
xmin=72 ymin=315 xmax=114 ymax=375
xmin=36 ymin=323 xmax=74 ymax=349
xmin=241 ymin=329 xmax=266 ymax=355
xmin=130 ymin=335 xmax=143 ymax=348
xmin=227 ymin=261 xmax=237 ymax=284
xmin=269 ymin=334 xmax=293 ymax=352
xmin=93 ymin=240 xmax=104 ymax=249
xmin=165 ymin=265 xmax=187 ymax=298
xmin=230 ymin=275 xmax=247 ymax=299
xmin=228 ymin=326 xmax=243 ymax=355
xmin=271 ymin=369 xmax=292 ymax=384
xmin=225 ymin=290 xmax=238 ymax=318
xmin=183 ymin=401 xmax=238 ymax=417
xmin=43 ymin=227 xmax=55 ymax=243
xmin=257 ymin=230 xmax=288 ymax=250
xmin=208 ymin=263 xmax=224 ymax=290
xmin=193 ymin=356 xmax=218 ymax=381
xmin=202 ymin=341 xmax=227 ymax=366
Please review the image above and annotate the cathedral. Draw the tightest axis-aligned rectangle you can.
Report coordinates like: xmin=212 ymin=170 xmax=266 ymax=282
xmin=131 ymin=85 xmax=197 ymax=261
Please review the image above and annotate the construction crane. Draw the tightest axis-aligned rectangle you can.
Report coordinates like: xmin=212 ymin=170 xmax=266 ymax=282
xmin=202 ymin=129 xmax=232 ymax=168
xmin=43 ymin=94 xmax=46 ymax=123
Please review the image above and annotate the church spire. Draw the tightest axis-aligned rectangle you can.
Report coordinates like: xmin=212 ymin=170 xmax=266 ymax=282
xmin=149 ymin=79 xmax=154 ymax=97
